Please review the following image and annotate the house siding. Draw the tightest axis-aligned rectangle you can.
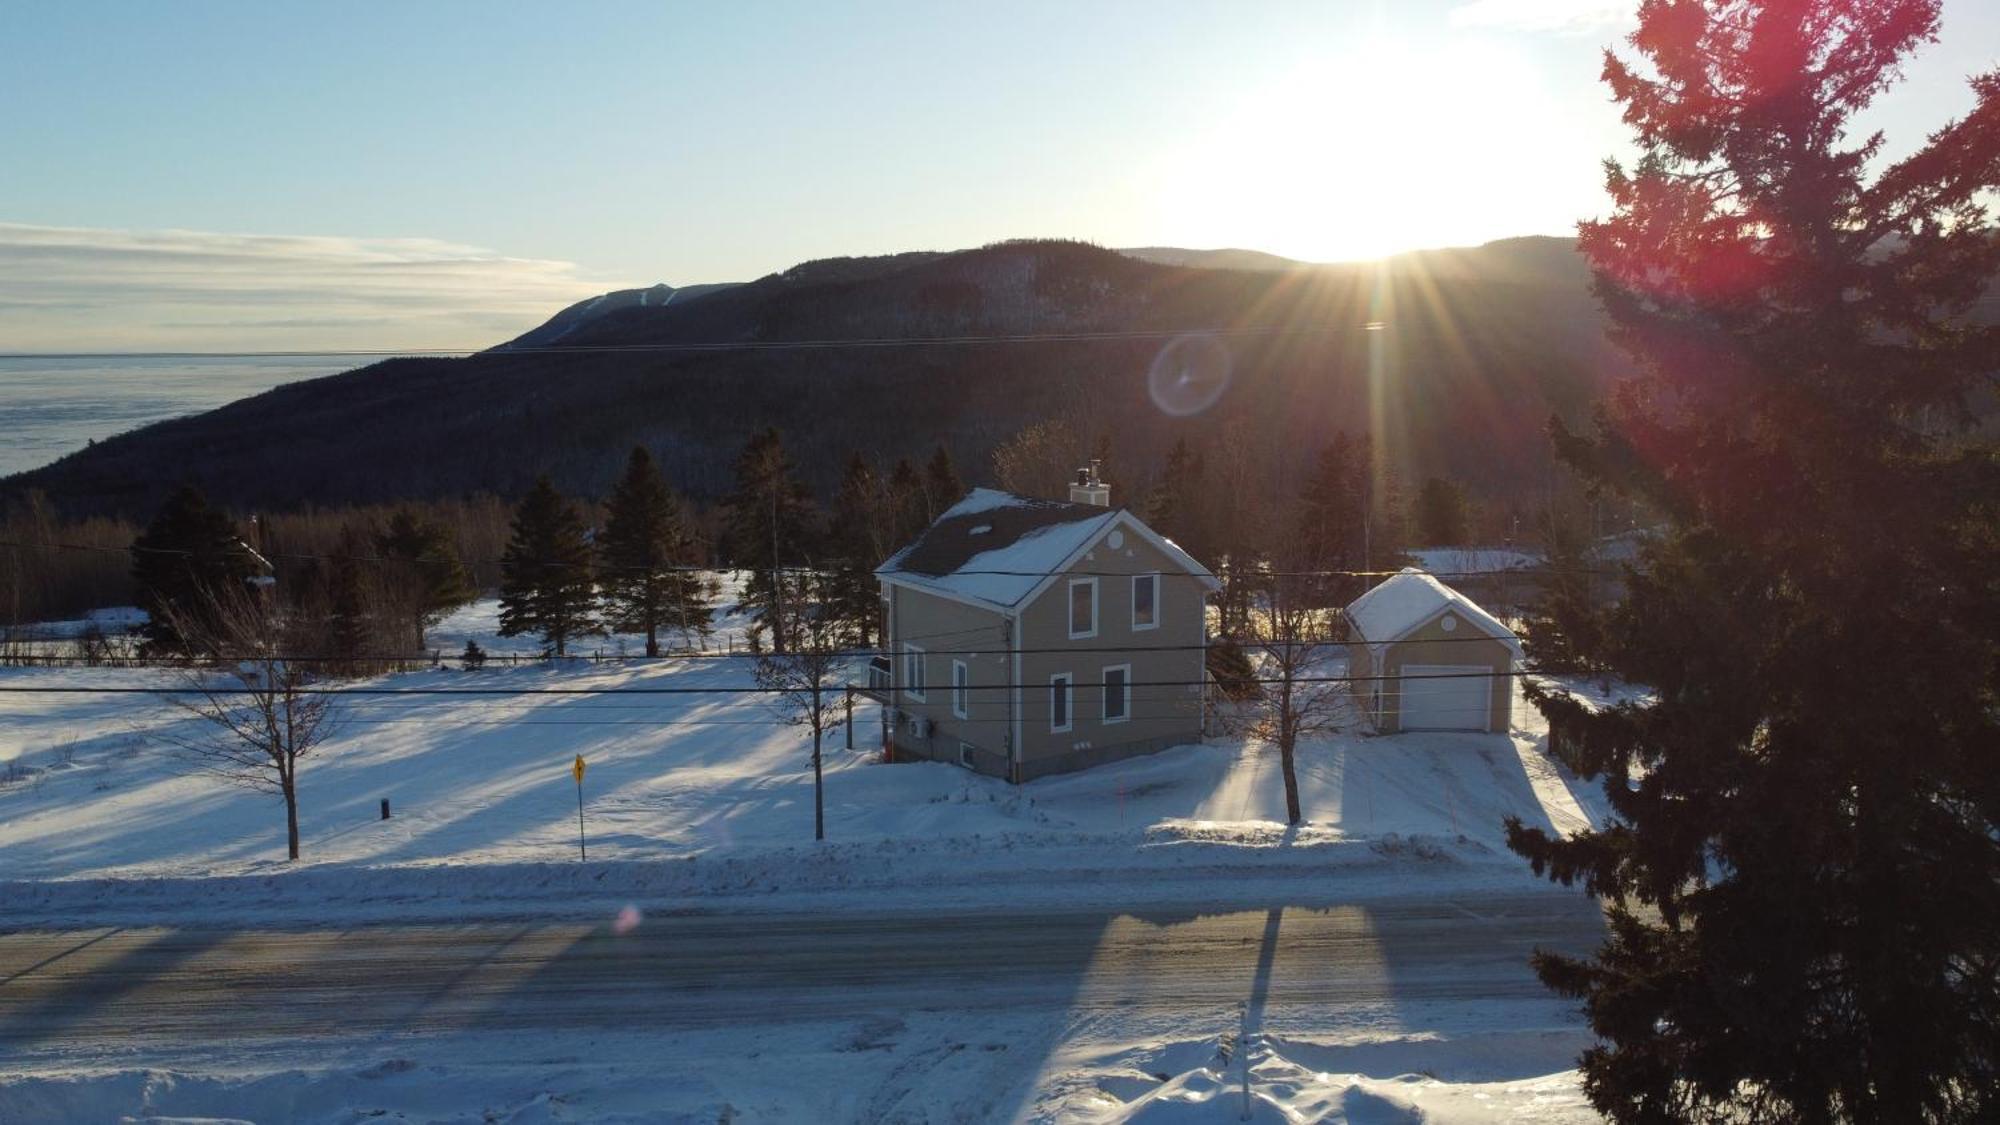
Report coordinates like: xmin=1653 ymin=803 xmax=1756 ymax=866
xmin=1015 ymin=527 xmax=1206 ymax=775
xmin=883 ymin=582 xmax=1013 ymax=776
xmin=1359 ymin=612 xmax=1514 ymax=733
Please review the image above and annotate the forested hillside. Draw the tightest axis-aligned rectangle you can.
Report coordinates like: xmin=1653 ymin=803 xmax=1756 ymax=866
xmin=4 ymin=237 xmax=1623 ymax=520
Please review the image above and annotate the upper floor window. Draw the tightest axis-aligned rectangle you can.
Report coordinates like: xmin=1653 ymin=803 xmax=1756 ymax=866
xmin=1069 ymin=578 xmax=1098 ymax=639
xmin=951 ymin=659 xmax=969 ymax=719
xmin=902 ymin=643 xmax=926 ymax=700
xmin=1131 ymin=573 xmax=1159 ymax=631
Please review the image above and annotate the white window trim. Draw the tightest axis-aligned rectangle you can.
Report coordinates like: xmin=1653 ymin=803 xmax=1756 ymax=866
xmin=1101 ymin=663 xmax=1132 ymax=724
xmin=951 ymin=659 xmax=969 ymax=719
xmin=958 ymin=741 xmax=978 ymax=768
xmin=1049 ymin=672 xmax=1073 ymax=733
xmin=902 ymin=643 xmax=926 ymax=701
xmin=1130 ymin=572 xmax=1160 ymax=632
xmin=1068 ymin=577 xmax=1098 ymax=640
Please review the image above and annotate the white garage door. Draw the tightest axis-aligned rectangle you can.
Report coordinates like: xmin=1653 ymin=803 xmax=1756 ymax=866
xmin=1398 ymin=664 xmax=1493 ymax=731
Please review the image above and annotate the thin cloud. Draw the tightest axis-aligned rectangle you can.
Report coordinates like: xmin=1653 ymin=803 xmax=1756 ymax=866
xmin=1449 ymin=0 xmax=1634 ymax=35
xmin=0 ymin=222 xmax=631 ymax=352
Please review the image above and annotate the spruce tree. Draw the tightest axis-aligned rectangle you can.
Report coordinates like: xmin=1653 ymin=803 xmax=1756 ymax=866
xmin=1410 ymin=476 xmax=1469 ymax=546
xmin=375 ymin=510 xmax=474 ymax=650
xmin=1145 ymin=436 xmax=1210 ymax=564
xmin=131 ymin=485 xmax=260 ymax=655
xmin=921 ymin=444 xmax=964 ymax=521
xmin=885 ymin=457 xmax=924 ymax=546
xmin=723 ymin=429 xmax=816 ymax=653
xmin=1295 ymin=432 xmax=1369 ymax=603
xmin=1517 ymin=504 xmax=1601 ymax=675
xmin=598 ymin=447 xmax=710 ymax=657
xmin=325 ymin=542 xmax=372 ymax=672
xmin=1507 ymin=4 xmax=2000 ymax=1120
xmin=497 ymin=477 xmax=599 ymax=657
xmin=827 ymin=453 xmax=886 ymax=646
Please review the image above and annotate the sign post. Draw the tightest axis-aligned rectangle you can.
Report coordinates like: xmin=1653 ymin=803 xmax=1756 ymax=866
xmin=572 ymin=754 xmax=588 ymax=861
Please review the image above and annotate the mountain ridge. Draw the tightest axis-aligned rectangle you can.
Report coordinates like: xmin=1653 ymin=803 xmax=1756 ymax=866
xmin=4 ymin=235 xmax=1620 ymax=520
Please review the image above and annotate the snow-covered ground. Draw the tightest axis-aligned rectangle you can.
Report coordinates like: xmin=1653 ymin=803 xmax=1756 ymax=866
xmin=0 ymin=592 xmax=1615 ymax=1122
xmin=0 ymin=604 xmax=147 ymax=642
xmin=1405 ymin=548 xmax=1544 ymax=577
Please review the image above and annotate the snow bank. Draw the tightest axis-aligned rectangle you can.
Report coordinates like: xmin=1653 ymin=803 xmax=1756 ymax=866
xmin=1037 ymin=1031 xmax=1594 ymax=1123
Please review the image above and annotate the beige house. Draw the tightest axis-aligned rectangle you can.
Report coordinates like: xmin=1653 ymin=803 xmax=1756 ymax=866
xmin=1345 ymin=568 xmax=1521 ymax=733
xmin=875 ymin=468 xmax=1220 ymax=781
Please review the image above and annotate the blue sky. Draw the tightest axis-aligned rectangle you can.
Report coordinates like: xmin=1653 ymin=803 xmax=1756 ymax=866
xmin=2 ymin=0 xmax=1994 ymax=350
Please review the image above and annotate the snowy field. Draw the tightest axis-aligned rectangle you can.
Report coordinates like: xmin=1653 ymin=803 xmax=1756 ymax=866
xmin=0 ymin=593 xmax=1616 ymax=1122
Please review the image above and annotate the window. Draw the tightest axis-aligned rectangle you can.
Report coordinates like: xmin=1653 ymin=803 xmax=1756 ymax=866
xmin=951 ymin=659 xmax=969 ymax=719
xmin=1068 ymin=578 xmax=1098 ymax=639
xmin=1102 ymin=664 xmax=1131 ymax=723
xmin=958 ymin=742 xmax=977 ymax=768
xmin=902 ymin=643 xmax=926 ymax=700
xmin=1131 ymin=573 xmax=1159 ymax=631
xmin=1050 ymin=673 xmax=1073 ymax=732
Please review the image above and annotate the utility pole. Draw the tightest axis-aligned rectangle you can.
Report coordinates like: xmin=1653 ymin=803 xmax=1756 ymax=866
xmin=769 ymin=488 xmax=786 ymax=654
xmin=572 ymin=754 xmax=588 ymax=861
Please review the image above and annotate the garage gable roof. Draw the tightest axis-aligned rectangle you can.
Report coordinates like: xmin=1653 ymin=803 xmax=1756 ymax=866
xmin=1346 ymin=568 xmax=1521 ymax=656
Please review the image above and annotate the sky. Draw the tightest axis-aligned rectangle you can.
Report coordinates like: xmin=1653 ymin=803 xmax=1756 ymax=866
xmin=1 ymin=0 xmax=1995 ymax=352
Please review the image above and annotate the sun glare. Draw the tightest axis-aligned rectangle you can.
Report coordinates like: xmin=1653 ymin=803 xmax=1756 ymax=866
xmin=1154 ymin=40 xmax=1564 ymax=262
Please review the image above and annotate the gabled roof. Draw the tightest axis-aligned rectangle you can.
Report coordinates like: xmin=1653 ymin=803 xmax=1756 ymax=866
xmin=1345 ymin=567 xmax=1521 ymax=656
xmin=876 ymin=488 xmax=1217 ymax=611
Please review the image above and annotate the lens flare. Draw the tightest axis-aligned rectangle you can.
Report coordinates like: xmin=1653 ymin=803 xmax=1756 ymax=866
xmin=613 ymin=904 xmax=643 ymax=935
xmin=1147 ymin=333 xmax=1233 ymax=416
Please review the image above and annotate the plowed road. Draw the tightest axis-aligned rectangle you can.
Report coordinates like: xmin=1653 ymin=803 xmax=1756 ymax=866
xmin=0 ymin=893 xmax=1601 ymax=1050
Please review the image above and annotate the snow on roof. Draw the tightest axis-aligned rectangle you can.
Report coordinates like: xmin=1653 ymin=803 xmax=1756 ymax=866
xmin=876 ymin=488 xmax=1216 ymax=610
xmin=876 ymin=489 xmax=1119 ymax=607
xmin=1345 ymin=567 xmax=1521 ymax=655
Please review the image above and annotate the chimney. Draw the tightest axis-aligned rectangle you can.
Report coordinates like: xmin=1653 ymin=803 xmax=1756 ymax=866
xmin=1069 ymin=460 xmax=1109 ymax=507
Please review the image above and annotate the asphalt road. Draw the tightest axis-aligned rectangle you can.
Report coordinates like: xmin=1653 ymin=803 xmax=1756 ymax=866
xmin=0 ymin=893 xmax=1602 ymax=1053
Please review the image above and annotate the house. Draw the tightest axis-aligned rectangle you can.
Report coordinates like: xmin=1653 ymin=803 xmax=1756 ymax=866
xmin=874 ymin=465 xmax=1220 ymax=781
xmin=1345 ymin=568 xmax=1521 ymax=733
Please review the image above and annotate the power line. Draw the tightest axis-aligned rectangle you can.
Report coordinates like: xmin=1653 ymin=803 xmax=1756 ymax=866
xmin=0 ymin=323 xmax=1359 ymax=363
xmin=0 ymin=631 xmax=1533 ymax=666
xmin=0 ymin=668 xmax=1545 ymax=697
xmin=0 ymin=538 xmax=1605 ymax=581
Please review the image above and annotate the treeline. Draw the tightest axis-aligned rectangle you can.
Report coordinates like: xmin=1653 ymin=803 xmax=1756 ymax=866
xmin=1 ymin=490 xmax=523 ymax=628
xmin=1 ymin=492 xmax=136 ymax=625
xmin=5 ymin=411 xmax=1635 ymax=647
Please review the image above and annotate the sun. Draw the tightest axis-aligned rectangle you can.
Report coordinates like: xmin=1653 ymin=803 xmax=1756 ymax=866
xmin=1151 ymin=40 xmax=1561 ymax=262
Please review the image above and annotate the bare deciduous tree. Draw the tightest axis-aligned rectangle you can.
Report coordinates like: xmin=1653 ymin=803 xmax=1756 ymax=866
xmin=156 ymin=586 xmax=340 ymax=861
xmin=752 ymin=572 xmax=849 ymax=841
xmin=1233 ymin=572 xmax=1347 ymax=826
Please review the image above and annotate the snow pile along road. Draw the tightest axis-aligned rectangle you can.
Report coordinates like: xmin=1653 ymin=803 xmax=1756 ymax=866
xmin=1037 ymin=1031 xmax=1596 ymax=1123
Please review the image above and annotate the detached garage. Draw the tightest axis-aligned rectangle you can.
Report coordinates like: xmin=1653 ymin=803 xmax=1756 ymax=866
xmin=1345 ymin=568 xmax=1521 ymax=734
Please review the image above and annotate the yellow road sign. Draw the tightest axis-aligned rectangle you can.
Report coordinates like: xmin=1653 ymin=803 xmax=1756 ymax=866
xmin=572 ymin=754 xmax=587 ymax=785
